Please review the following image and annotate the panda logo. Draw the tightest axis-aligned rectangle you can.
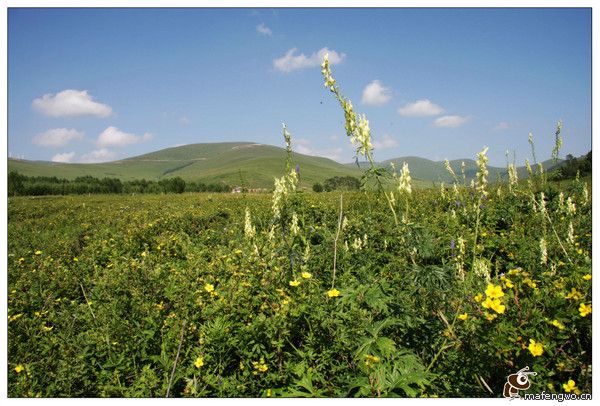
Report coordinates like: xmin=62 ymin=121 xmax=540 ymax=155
xmin=503 ymin=366 xmax=537 ymax=399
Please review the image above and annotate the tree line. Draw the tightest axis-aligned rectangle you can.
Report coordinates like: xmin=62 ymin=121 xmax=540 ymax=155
xmin=312 ymin=176 xmax=361 ymax=192
xmin=8 ymin=172 xmax=232 ymax=197
xmin=550 ymin=151 xmax=591 ymax=180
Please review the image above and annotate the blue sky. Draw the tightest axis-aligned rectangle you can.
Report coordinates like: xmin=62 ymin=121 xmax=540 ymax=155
xmin=8 ymin=8 xmax=591 ymax=166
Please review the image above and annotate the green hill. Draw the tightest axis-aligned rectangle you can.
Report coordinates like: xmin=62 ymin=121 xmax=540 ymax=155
xmin=8 ymin=142 xmax=364 ymax=189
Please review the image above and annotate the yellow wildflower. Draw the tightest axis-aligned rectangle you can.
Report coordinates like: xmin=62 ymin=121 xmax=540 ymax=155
xmin=508 ymin=268 xmax=521 ymax=276
xmin=485 ymin=284 xmax=504 ymax=299
xmin=42 ymin=325 xmax=53 ymax=332
xmin=301 ymin=272 xmax=312 ymax=279
xmin=204 ymin=283 xmax=214 ymax=293
xmin=194 ymin=356 xmax=204 ymax=368
xmin=562 ymin=379 xmax=578 ymax=393
xmin=551 ymin=319 xmax=565 ymax=330
xmin=528 ymin=339 xmax=544 ymax=357
xmin=474 ymin=293 xmax=483 ymax=302
xmin=8 ymin=313 xmax=23 ymax=322
xmin=34 ymin=250 xmax=42 ymax=255
xmin=583 ymin=274 xmax=592 ymax=281
xmin=523 ymin=278 xmax=537 ymax=289
xmin=579 ymin=303 xmax=592 ymax=317
xmin=327 ymin=288 xmax=341 ymax=298
xmin=490 ymin=300 xmax=506 ymax=314
xmin=501 ymin=276 xmax=514 ymax=289
xmin=365 ymin=354 xmax=381 ymax=367
xmin=289 ymin=280 xmax=300 ymax=287
xmin=458 ymin=313 xmax=468 ymax=320
xmin=484 ymin=312 xmax=497 ymax=321
xmin=14 ymin=365 xmax=24 ymax=373
xmin=252 ymin=359 xmax=268 ymax=373
xmin=565 ymin=288 xmax=583 ymax=300
xmin=482 ymin=297 xmax=505 ymax=314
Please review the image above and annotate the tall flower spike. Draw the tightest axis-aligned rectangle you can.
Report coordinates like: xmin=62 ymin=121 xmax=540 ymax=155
xmin=507 ymin=163 xmax=518 ymax=192
xmin=444 ymin=159 xmax=457 ymax=182
xmin=244 ymin=207 xmax=256 ymax=238
xmin=540 ymin=237 xmax=548 ymax=265
xmin=321 ymin=53 xmax=336 ymax=91
xmin=398 ymin=162 xmax=412 ymax=194
xmin=552 ymin=120 xmax=563 ymax=162
xmin=475 ymin=146 xmax=489 ymax=197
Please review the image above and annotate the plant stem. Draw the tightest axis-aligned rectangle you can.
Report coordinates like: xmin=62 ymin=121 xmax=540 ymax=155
xmin=332 ymin=194 xmax=343 ymax=288
xmin=166 ymin=320 xmax=187 ymax=398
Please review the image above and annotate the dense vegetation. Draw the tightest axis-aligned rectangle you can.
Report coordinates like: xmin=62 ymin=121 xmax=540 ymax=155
xmin=7 ymin=160 xmax=592 ymax=398
xmin=7 ymin=172 xmax=232 ymax=196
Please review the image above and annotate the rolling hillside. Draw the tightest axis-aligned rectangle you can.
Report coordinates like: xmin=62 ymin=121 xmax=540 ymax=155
xmin=8 ymin=141 xmax=564 ymax=189
xmin=8 ymin=142 xmax=364 ymax=189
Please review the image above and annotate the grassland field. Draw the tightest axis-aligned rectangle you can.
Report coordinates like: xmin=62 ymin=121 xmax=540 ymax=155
xmin=7 ymin=176 xmax=592 ymax=397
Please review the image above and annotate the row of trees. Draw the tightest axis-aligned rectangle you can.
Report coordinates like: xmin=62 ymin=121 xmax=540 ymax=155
xmin=8 ymin=172 xmax=232 ymax=197
xmin=312 ymin=176 xmax=361 ymax=192
xmin=550 ymin=151 xmax=592 ymax=180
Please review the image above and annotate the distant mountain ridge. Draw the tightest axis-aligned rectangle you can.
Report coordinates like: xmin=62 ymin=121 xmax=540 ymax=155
xmin=8 ymin=141 xmax=563 ymax=188
xmin=8 ymin=142 xmax=363 ymax=189
xmin=346 ymin=156 xmax=561 ymax=184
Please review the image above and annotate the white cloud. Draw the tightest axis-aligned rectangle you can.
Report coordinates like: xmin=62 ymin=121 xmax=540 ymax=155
xmin=273 ymin=47 xmax=345 ymax=73
xmin=372 ymin=134 xmax=399 ymax=150
xmin=362 ymin=80 xmax=392 ymax=105
xmin=328 ymin=134 xmax=340 ymax=141
xmin=398 ymin=99 xmax=444 ymax=117
xmin=32 ymin=89 xmax=113 ymax=117
xmin=433 ymin=115 xmax=470 ymax=128
xmin=32 ymin=128 xmax=84 ymax=147
xmin=51 ymin=152 xmax=75 ymax=163
xmin=494 ymin=121 xmax=510 ymax=130
xmin=80 ymin=148 xmax=118 ymax=163
xmin=96 ymin=126 xmax=152 ymax=147
xmin=256 ymin=23 xmax=272 ymax=36
xmin=178 ymin=116 xmax=191 ymax=125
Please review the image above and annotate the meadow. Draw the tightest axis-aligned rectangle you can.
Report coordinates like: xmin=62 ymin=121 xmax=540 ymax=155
xmin=7 ymin=55 xmax=592 ymax=398
xmin=7 ymin=170 xmax=591 ymax=397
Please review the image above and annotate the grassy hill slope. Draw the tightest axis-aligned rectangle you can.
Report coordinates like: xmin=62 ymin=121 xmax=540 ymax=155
xmin=8 ymin=142 xmax=364 ymax=189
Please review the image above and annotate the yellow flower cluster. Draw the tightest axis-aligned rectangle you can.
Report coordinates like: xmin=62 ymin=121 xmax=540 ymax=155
xmin=252 ymin=358 xmax=268 ymax=374
xmin=562 ymin=379 xmax=580 ymax=394
xmin=194 ymin=356 xmax=204 ymax=368
xmin=204 ymin=283 xmax=218 ymax=297
xmin=327 ymin=288 xmax=341 ymax=298
xmin=500 ymin=275 xmax=514 ymax=289
xmin=528 ymin=339 xmax=544 ymax=357
xmin=579 ymin=303 xmax=591 ymax=317
xmin=364 ymin=354 xmax=381 ymax=367
xmin=481 ymin=284 xmax=506 ymax=315
xmin=565 ymin=288 xmax=583 ymax=300
xmin=550 ymin=319 xmax=565 ymax=330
